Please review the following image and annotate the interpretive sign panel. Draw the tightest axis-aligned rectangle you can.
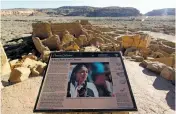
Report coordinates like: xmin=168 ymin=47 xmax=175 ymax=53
xmin=34 ymin=52 xmax=137 ymax=112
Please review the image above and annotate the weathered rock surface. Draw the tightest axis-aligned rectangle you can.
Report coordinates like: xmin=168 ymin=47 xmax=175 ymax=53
xmin=132 ymin=55 xmax=144 ymax=62
xmin=22 ymin=54 xmax=38 ymax=60
xmin=42 ymin=34 xmax=60 ymax=50
xmin=32 ymin=37 xmax=50 ymax=54
xmin=159 ymin=43 xmax=175 ymax=54
xmin=150 ymin=57 xmax=175 ymax=68
xmin=146 ymin=62 xmax=167 ymax=73
xmin=80 ymin=46 xmax=100 ymax=52
xmin=74 ymin=35 xmax=88 ymax=47
xmin=61 ymin=30 xmax=74 ymax=45
xmin=22 ymin=58 xmax=46 ymax=68
xmin=64 ymin=42 xmax=80 ymax=51
xmin=140 ymin=60 xmax=152 ymax=68
xmin=124 ymin=47 xmax=137 ymax=56
xmin=0 ymin=42 xmax=11 ymax=75
xmin=160 ymin=66 xmax=175 ymax=80
xmin=152 ymin=52 xmax=165 ymax=58
xmin=127 ymin=52 xmax=136 ymax=57
xmin=9 ymin=67 xmax=31 ymax=83
xmin=32 ymin=22 xmax=52 ymax=39
xmin=9 ymin=59 xmax=19 ymax=69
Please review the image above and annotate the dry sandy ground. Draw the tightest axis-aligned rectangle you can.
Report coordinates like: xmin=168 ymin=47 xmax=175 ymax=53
xmin=1 ymin=59 xmax=175 ymax=114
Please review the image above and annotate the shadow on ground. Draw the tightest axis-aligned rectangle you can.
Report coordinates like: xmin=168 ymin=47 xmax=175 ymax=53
xmin=142 ymin=68 xmax=158 ymax=77
xmin=140 ymin=65 xmax=175 ymax=111
xmin=3 ymin=35 xmax=39 ymax=60
xmin=1 ymin=81 xmax=9 ymax=87
xmin=166 ymin=90 xmax=175 ymax=110
xmin=141 ymin=67 xmax=175 ymax=111
xmin=153 ymin=77 xmax=175 ymax=110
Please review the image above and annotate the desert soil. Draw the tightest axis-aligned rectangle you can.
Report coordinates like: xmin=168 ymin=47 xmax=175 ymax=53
xmin=1 ymin=59 xmax=175 ymax=114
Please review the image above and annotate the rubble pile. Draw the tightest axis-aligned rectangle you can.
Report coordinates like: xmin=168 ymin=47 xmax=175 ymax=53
xmin=31 ymin=20 xmax=123 ymax=61
xmin=0 ymin=46 xmax=47 ymax=84
xmin=122 ymin=33 xmax=175 ymax=83
xmin=8 ymin=53 xmax=47 ymax=84
xmin=1 ymin=20 xmax=175 ymax=86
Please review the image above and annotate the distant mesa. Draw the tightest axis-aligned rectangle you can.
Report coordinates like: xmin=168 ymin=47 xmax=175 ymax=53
xmin=145 ymin=8 xmax=175 ymax=16
xmin=1 ymin=6 xmax=175 ymax=17
xmin=1 ymin=6 xmax=141 ymax=17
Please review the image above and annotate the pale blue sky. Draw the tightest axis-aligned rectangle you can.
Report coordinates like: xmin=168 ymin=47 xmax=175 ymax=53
xmin=1 ymin=0 xmax=176 ymax=14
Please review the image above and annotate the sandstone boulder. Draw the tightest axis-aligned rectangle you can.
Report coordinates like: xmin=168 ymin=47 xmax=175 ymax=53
xmin=31 ymin=64 xmax=46 ymax=76
xmin=74 ymin=35 xmax=87 ymax=47
xmin=139 ymin=48 xmax=152 ymax=59
xmin=161 ymin=41 xmax=175 ymax=48
xmin=160 ymin=67 xmax=175 ymax=80
xmin=127 ymin=52 xmax=136 ymax=57
xmin=89 ymin=37 xmax=104 ymax=47
xmin=21 ymin=53 xmax=37 ymax=60
xmin=148 ymin=44 xmax=159 ymax=51
xmin=9 ymin=67 xmax=31 ymax=83
xmin=146 ymin=62 xmax=167 ymax=73
xmin=31 ymin=67 xmax=40 ymax=76
xmin=159 ymin=44 xmax=175 ymax=54
xmin=100 ymin=43 xmax=121 ymax=51
xmin=157 ymin=49 xmax=170 ymax=57
xmin=21 ymin=58 xmax=47 ymax=76
xmin=40 ymin=51 xmax=51 ymax=62
xmin=32 ymin=37 xmax=50 ymax=54
xmin=0 ymin=42 xmax=11 ymax=75
xmin=22 ymin=58 xmax=46 ymax=69
xmin=132 ymin=55 xmax=144 ymax=62
xmin=122 ymin=34 xmax=151 ymax=49
xmin=140 ymin=60 xmax=152 ymax=68
xmin=42 ymin=34 xmax=60 ymax=50
xmin=80 ymin=46 xmax=100 ymax=52
xmin=61 ymin=30 xmax=74 ymax=45
xmin=9 ymin=59 xmax=19 ymax=69
xmin=147 ymin=57 xmax=155 ymax=60
xmin=150 ymin=57 xmax=175 ymax=68
xmin=124 ymin=47 xmax=137 ymax=56
xmin=152 ymin=52 xmax=165 ymax=58
xmin=64 ymin=42 xmax=80 ymax=51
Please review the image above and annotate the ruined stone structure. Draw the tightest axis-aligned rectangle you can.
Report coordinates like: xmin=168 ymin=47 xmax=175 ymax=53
xmin=2 ymin=20 xmax=175 ymax=85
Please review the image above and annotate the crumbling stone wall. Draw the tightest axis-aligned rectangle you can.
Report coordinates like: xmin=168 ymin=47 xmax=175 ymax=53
xmin=51 ymin=22 xmax=87 ymax=39
xmin=32 ymin=22 xmax=52 ymax=39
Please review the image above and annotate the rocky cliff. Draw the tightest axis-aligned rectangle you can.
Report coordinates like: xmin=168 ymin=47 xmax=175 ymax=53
xmin=1 ymin=6 xmax=141 ymax=17
xmin=145 ymin=8 xmax=175 ymax=16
